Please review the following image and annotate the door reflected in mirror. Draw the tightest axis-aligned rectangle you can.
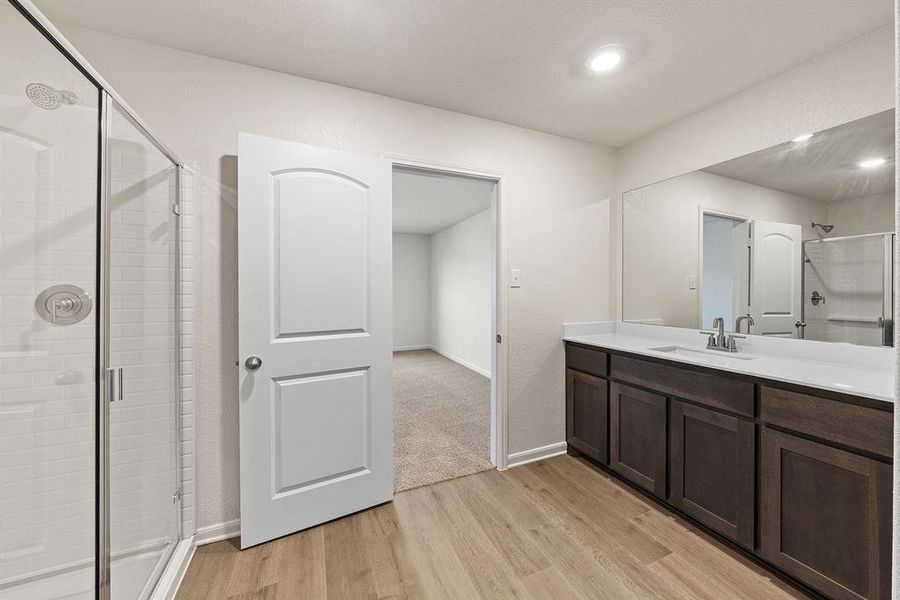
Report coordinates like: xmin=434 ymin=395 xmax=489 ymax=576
xmin=623 ymin=109 xmax=895 ymax=347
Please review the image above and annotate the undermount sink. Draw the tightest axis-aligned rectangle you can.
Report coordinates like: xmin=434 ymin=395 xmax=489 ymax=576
xmin=648 ymin=345 xmax=757 ymax=361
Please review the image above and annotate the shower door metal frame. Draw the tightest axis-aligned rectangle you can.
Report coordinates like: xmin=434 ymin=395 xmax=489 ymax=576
xmin=8 ymin=2 xmax=186 ymax=599
xmin=98 ymin=92 xmax=111 ymax=599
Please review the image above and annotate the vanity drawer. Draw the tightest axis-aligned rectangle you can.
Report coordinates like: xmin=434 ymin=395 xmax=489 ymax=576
xmin=565 ymin=343 xmax=608 ymax=378
xmin=760 ymin=386 xmax=892 ymax=459
xmin=610 ymin=355 xmax=754 ymax=417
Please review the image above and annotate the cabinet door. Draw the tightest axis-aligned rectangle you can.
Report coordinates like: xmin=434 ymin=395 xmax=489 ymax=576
xmin=609 ymin=382 xmax=666 ymax=497
xmin=760 ymin=427 xmax=891 ymax=600
xmin=669 ymin=400 xmax=754 ymax=549
xmin=565 ymin=368 xmax=608 ymax=464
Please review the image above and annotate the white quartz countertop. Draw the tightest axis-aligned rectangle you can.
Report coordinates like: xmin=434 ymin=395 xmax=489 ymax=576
xmin=563 ymin=323 xmax=895 ymax=405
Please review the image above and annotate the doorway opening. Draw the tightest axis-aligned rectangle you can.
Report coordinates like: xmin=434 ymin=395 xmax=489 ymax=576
xmin=391 ymin=164 xmax=502 ymax=492
xmin=700 ymin=211 xmax=749 ymax=329
xmin=700 ymin=209 xmax=803 ymax=336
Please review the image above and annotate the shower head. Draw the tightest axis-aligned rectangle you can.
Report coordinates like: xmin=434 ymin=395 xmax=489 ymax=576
xmin=811 ymin=222 xmax=834 ymax=233
xmin=25 ymin=83 xmax=77 ymax=110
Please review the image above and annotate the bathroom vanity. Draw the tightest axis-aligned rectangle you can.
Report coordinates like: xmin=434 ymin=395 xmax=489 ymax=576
xmin=564 ymin=326 xmax=893 ymax=600
xmin=604 ymin=100 xmax=898 ymax=599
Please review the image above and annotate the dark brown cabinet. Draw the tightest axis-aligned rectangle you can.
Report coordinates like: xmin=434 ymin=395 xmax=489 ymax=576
xmin=611 ymin=354 xmax=754 ymax=417
xmin=669 ymin=399 xmax=754 ymax=549
xmin=760 ymin=385 xmax=893 ymax=459
xmin=564 ymin=341 xmax=893 ymax=600
xmin=565 ymin=368 xmax=608 ymax=464
xmin=760 ymin=427 xmax=892 ymax=600
xmin=565 ymin=344 xmax=608 ymax=378
xmin=609 ymin=382 xmax=666 ymax=498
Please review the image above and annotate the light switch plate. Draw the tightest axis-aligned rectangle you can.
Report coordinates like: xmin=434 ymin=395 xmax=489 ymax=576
xmin=688 ymin=274 xmax=697 ymax=289
xmin=510 ymin=269 xmax=522 ymax=288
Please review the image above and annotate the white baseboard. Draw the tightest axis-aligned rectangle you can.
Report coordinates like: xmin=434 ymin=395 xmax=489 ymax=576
xmin=506 ymin=442 xmax=567 ymax=468
xmin=151 ymin=524 xmax=236 ymax=598
xmin=195 ymin=519 xmax=241 ymax=546
xmin=151 ymin=537 xmax=195 ymax=600
xmin=393 ymin=344 xmax=431 ymax=352
xmin=429 ymin=345 xmax=491 ymax=378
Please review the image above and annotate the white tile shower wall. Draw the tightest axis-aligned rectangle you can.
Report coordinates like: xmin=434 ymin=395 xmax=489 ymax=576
xmin=179 ymin=164 xmax=196 ymax=539
xmin=0 ymin=103 xmax=99 ymax=584
xmin=0 ymin=105 xmax=195 ymax=589
xmin=804 ymin=235 xmax=887 ymax=346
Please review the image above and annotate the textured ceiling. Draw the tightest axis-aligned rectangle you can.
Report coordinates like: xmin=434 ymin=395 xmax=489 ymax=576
xmin=704 ymin=109 xmax=895 ymax=203
xmin=392 ymin=168 xmax=493 ymax=235
xmin=34 ymin=0 xmax=894 ymax=147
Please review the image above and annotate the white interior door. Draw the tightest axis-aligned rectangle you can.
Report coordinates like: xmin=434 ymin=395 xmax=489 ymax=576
xmin=749 ymin=220 xmax=802 ymax=337
xmin=732 ymin=220 xmax=751 ymax=325
xmin=238 ymin=132 xmax=393 ymax=549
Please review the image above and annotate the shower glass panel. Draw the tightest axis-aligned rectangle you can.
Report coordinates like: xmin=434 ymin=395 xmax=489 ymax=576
xmin=1 ymin=2 xmax=182 ymax=598
xmin=0 ymin=3 xmax=100 ymax=599
xmin=802 ymin=233 xmax=894 ymax=347
xmin=106 ymin=100 xmax=179 ymax=599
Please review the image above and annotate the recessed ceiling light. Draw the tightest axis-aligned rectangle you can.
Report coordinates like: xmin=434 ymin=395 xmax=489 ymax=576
xmin=858 ymin=157 xmax=887 ymax=169
xmin=589 ymin=48 xmax=623 ymax=73
xmin=791 ymin=133 xmax=813 ymax=143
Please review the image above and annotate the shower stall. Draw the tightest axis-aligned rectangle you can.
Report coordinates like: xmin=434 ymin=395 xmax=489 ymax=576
xmin=1 ymin=1 xmax=185 ymax=598
xmin=802 ymin=233 xmax=895 ymax=347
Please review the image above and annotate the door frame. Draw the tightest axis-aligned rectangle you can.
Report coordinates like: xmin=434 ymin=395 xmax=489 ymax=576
xmin=697 ymin=207 xmax=750 ymax=330
xmin=385 ymin=154 xmax=509 ymax=470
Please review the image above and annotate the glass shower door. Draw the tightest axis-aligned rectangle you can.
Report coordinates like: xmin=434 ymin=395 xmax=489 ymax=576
xmin=0 ymin=3 xmax=100 ymax=598
xmin=802 ymin=234 xmax=894 ymax=347
xmin=105 ymin=99 xmax=179 ymax=599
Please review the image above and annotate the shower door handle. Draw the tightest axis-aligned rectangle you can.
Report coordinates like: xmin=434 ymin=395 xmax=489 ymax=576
xmin=107 ymin=367 xmax=124 ymax=403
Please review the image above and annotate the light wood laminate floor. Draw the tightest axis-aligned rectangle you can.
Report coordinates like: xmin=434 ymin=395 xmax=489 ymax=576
xmin=176 ymin=455 xmax=809 ymax=599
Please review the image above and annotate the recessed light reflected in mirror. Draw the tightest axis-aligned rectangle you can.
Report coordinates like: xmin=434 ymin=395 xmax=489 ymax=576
xmin=858 ymin=157 xmax=887 ymax=169
xmin=791 ymin=133 xmax=813 ymax=143
xmin=589 ymin=49 xmax=623 ymax=73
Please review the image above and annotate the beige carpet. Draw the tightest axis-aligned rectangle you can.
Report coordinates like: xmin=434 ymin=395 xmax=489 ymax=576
xmin=393 ymin=349 xmax=492 ymax=492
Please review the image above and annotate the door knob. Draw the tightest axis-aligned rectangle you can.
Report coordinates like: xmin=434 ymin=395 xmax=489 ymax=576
xmin=245 ymin=356 xmax=262 ymax=370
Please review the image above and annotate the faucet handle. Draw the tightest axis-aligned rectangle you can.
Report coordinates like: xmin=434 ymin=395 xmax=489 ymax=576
xmin=725 ymin=333 xmax=746 ymax=352
xmin=700 ymin=331 xmax=718 ymax=348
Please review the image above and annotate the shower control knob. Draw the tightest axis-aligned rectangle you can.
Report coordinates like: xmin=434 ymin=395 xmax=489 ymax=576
xmin=245 ymin=356 xmax=263 ymax=371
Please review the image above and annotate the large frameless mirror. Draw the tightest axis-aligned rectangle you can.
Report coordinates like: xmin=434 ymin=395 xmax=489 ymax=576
xmin=623 ymin=109 xmax=895 ymax=347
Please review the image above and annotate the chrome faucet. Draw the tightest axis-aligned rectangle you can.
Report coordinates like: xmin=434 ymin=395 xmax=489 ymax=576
xmin=712 ymin=316 xmax=726 ymax=348
xmin=734 ymin=314 xmax=755 ymax=334
xmin=701 ymin=316 xmax=745 ymax=353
